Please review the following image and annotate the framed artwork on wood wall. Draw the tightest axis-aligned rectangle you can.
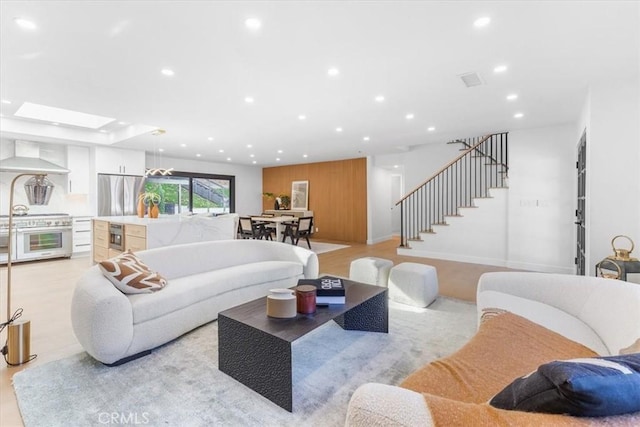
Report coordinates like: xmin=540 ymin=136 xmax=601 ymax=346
xmin=291 ymin=180 xmax=309 ymax=210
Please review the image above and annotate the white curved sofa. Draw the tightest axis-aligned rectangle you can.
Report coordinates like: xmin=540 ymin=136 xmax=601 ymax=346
xmin=346 ymin=272 xmax=640 ymax=426
xmin=71 ymin=239 xmax=318 ymax=365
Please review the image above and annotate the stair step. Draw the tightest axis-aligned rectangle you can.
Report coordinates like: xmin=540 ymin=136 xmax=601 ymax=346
xmin=444 ymin=214 xmax=463 ymax=218
xmin=447 ymin=140 xmax=467 ymax=145
xmin=458 ymin=205 xmax=477 ymax=209
xmin=407 ymin=238 xmax=424 ymax=242
xmin=432 ymin=222 xmax=449 ymax=226
xmin=420 ymin=229 xmax=436 ymax=234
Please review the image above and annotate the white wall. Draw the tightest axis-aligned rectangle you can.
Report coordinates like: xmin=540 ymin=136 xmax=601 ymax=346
xmin=506 ymin=125 xmax=576 ymax=272
xmin=366 ymin=157 xmax=394 ymax=244
xmin=581 ymin=76 xmax=640 ymax=275
xmin=147 ymin=154 xmax=263 ymax=216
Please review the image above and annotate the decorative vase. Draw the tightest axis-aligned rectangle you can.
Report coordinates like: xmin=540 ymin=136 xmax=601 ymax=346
xmin=266 ymin=289 xmax=296 ymax=318
xmin=137 ymin=198 xmax=145 ymax=218
xmin=149 ymin=203 xmax=159 ymax=218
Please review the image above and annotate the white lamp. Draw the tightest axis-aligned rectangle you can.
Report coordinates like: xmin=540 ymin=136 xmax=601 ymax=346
xmin=2 ymin=172 xmax=57 ymax=365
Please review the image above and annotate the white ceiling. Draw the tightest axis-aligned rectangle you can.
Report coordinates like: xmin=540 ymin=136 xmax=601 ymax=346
xmin=1 ymin=1 xmax=638 ymax=167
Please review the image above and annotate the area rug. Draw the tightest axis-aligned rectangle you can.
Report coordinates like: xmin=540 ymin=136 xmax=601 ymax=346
xmin=13 ymin=298 xmax=476 ymax=427
xmin=305 ymin=241 xmax=349 ymax=254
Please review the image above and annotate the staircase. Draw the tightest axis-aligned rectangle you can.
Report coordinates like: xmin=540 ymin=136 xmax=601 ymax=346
xmin=396 ymin=132 xmax=509 ymax=250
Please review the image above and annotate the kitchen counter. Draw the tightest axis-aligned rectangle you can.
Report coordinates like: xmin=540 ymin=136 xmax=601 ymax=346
xmin=92 ymin=214 xmax=239 ymax=261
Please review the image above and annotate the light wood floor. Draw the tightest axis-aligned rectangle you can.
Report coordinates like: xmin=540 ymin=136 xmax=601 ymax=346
xmin=0 ymin=237 xmax=516 ymax=426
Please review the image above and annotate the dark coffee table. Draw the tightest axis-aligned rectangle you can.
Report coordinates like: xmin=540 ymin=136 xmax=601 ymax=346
xmin=218 ymin=278 xmax=388 ymax=412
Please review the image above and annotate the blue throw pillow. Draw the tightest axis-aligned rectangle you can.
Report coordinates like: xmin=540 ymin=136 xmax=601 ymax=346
xmin=490 ymin=353 xmax=640 ymax=417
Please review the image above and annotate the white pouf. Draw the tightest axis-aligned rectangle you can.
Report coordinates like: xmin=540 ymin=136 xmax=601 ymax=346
xmin=388 ymin=262 xmax=438 ymax=307
xmin=349 ymin=257 xmax=394 ymax=287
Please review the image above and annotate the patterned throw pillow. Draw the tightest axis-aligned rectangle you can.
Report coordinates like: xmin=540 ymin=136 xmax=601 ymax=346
xmin=490 ymin=353 xmax=640 ymax=417
xmin=99 ymin=250 xmax=167 ymax=294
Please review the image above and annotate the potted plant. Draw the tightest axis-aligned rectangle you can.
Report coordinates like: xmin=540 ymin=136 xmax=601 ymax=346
xmin=279 ymin=194 xmax=291 ymax=210
xmin=138 ymin=191 xmax=161 ymax=218
xmin=263 ymin=192 xmax=279 ymax=210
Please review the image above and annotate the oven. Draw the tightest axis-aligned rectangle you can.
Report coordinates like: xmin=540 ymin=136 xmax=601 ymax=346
xmin=16 ymin=226 xmax=72 ymax=262
xmin=0 ymin=214 xmax=73 ymax=263
xmin=109 ymin=223 xmax=124 ymax=250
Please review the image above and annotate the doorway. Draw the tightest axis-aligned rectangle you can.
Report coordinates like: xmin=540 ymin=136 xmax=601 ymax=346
xmin=576 ymin=130 xmax=587 ymax=275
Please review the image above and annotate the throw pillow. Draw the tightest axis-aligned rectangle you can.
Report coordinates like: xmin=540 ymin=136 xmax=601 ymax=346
xmin=99 ymin=250 xmax=167 ymax=294
xmin=490 ymin=353 xmax=640 ymax=417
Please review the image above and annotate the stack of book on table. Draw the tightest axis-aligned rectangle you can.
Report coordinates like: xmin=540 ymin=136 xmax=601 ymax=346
xmin=298 ymin=276 xmax=346 ymax=304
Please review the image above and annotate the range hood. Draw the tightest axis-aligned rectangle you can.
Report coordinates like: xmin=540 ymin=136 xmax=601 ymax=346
xmin=0 ymin=140 xmax=69 ymax=174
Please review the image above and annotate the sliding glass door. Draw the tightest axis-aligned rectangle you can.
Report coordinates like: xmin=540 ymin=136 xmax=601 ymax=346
xmin=144 ymin=172 xmax=234 ymax=215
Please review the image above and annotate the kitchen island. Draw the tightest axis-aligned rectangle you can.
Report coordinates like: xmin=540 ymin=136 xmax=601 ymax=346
xmin=92 ymin=213 xmax=238 ymax=263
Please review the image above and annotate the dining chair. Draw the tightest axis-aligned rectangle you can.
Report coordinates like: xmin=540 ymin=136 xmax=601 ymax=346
xmin=282 ymin=216 xmax=313 ymax=249
xmin=239 ymin=217 xmax=272 ymax=240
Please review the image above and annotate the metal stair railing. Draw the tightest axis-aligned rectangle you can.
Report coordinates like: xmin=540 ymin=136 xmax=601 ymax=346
xmin=396 ymin=132 xmax=509 ymax=247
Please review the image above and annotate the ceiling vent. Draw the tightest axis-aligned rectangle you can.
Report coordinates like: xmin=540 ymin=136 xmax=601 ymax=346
xmin=458 ymin=72 xmax=485 ymax=88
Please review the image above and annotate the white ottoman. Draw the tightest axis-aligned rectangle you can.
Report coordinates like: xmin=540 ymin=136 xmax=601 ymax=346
xmin=349 ymin=257 xmax=394 ymax=287
xmin=388 ymin=263 xmax=438 ymax=307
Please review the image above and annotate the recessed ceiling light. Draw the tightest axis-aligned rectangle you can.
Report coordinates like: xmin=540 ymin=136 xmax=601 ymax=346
xmin=298 ymin=114 xmax=306 ymax=120
xmin=208 ymin=136 xmax=214 ymax=141
xmin=335 ymin=127 xmax=343 ymax=133
xmin=327 ymin=67 xmax=340 ymax=77
xmin=245 ymin=18 xmax=262 ymax=31
xmin=51 ymin=122 xmax=59 ymax=126
xmin=394 ymin=165 xmax=399 ymax=169
xmin=158 ymin=148 xmax=165 ymax=152
xmin=473 ymin=17 xmax=491 ymax=28
xmin=247 ymin=144 xmax=253 ymax=148
xmin=374 ymin=95 xmax=385 ymax=102
xmin=427 ymin=126 xmax=436 ymax=131
xmin=277 ymin=149 xmax=283 ymax=153
xmin=1 ymin=99 xmax=11 ymax=104
xmin=14 ymin=17 xmax=37 ymax=30
xmin=219 ymin=149 xmax=224 ymax=153
xmin=494 ymin=65 xmax=508 ymax=73
xmin=244 ymin=96 xmax=254 ymax=104
xmin=303 ymin=154 xmax=308 ymax=158
xmin=405 ymin=113 xmax=415 ymax=120
xmin=250 ymin=154 xmax=255 ymax=158
xmin=252 ymin=160 xmax=257 ymax=164
xmin=514 ymin=112 xmax=524 ymax=118
xmin=99 ymin=129 xmax=107 ymax=133
xmin=180 ymin=143 xmax=187 ymax=147
xmin=196 ymin=153 xmax=201 ymax=157
xmin=118 ymin=121 xmax=127 ymax=125
xmin=506 ymin=94 xmax=518 ymax=101
xmin=276 ymin=158 xmax=281 ymax=161
xmin=161 ymin=68 xmax=175 ymax=76
xmin=227 ymin=157 xmax=232 ymax=161
xmin=363 ymin=136 xmax=370 ymax=141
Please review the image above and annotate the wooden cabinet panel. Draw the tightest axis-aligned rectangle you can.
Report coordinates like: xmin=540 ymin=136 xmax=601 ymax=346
xmin=125 ymin=235 xmax=146 ymax=252
xmin=125 ymin=224 xmax=146 ymax=238
xmin=92 ymin=219 xmax=110 ymax=263
xmin=93 ymin=246 xmax=108 ymax=263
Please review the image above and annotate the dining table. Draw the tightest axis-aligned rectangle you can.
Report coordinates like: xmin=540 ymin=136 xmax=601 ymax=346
xmin=251 ymin=216 xmax=297 ymax=242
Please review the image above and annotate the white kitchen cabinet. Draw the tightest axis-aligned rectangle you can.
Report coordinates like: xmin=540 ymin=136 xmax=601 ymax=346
xmin=67 ymin=145 xmax=90 ymax=194
xmin=95 ymin=146 xmax=145 ymax=175
xmin=72 ymin=216 xmax=92 ymax=255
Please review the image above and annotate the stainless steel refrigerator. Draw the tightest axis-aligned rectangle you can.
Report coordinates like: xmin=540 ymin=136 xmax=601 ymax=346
xmin=97 ymin=174 xmax=145 ymax=216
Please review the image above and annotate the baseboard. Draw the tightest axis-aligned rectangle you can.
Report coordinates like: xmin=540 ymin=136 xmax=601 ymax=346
xmin=397 ymin=248 xmax=574 ymax=274
xmin=367 ymin=234 xmax=394 ymax=245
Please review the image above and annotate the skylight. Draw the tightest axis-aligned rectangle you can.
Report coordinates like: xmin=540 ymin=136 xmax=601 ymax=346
xmin=15 ymin=102 xmax=115 ymax=129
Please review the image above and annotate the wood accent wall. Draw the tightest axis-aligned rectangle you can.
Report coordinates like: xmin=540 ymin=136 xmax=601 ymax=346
xmin=262 ymin=158 xmax=367 ymax=243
